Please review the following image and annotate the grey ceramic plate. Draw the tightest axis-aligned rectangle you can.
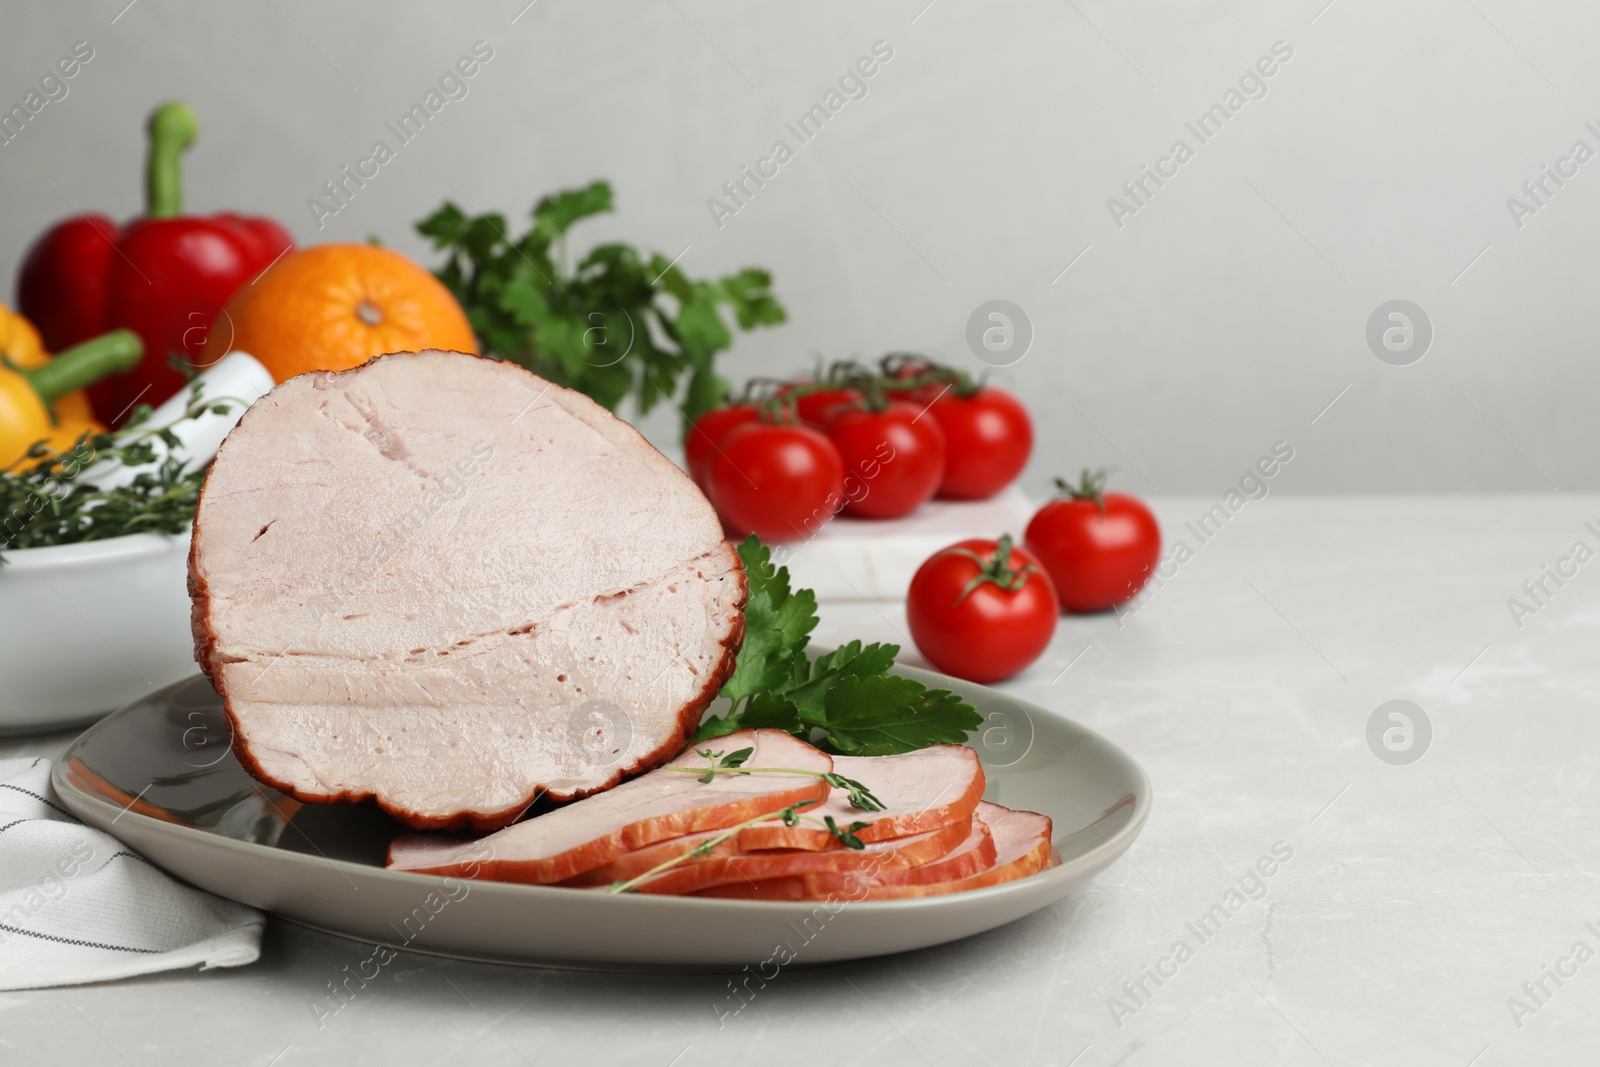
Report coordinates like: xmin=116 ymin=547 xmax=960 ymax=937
xmin=54 ymin=670 xmax=1150 ymax=968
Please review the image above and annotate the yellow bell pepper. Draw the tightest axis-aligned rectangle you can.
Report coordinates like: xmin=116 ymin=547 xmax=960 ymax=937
xmin=0 ymin=303 xmax=142 ymax=469
xmin=0 ymin=302 xmax=96 ymax=426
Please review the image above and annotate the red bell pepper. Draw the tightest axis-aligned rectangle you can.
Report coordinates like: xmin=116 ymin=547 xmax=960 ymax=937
xmin=16 ymin=102 xmax=293 ymax=425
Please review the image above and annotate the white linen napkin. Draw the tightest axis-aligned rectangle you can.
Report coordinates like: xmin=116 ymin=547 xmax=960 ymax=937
xmin=0 ymin=757 xmax=263 ymax=991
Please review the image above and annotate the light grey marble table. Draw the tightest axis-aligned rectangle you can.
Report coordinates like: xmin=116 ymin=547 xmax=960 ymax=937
xmin=5 ymin=496 xmax=1595 ymax=1066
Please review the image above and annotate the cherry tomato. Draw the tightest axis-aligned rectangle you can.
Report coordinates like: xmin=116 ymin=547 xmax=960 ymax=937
xmin=1023 ymin=470 xmax=1161 ymax=613
xmin=824 ymin=402 xmax=945 ymax=519
xmin=886 ymin=384 xmax=942 ymax=406
xmin=708 ymin=422 xmax=845 ymax=543
xmin=795 ymin=386 xmax=863 ymax=428
xmin=906 ymin=535 xmax=1057 ymax=683
xmin=685 ymin=404 xmax=759 ymax=489
xmin=883 ymin=359 xmax=935 ymax=402
xmin=926 ymin=386 xmax=1033 ymax=500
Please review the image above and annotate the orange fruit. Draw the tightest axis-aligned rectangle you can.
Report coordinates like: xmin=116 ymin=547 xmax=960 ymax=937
xmin=201 ymin=244 xmax=478 ymax=381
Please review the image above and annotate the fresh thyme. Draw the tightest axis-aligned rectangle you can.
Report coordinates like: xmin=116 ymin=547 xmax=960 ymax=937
xmin=608 ymin=796 xmax=864 ymax=895
xmin=695 ymin=538 xmax=982 ymax=755
xmin=0 ymin=382 xmax=236 ymax=562
xmin=605 ymin=797 xmax=871 ymax=894
xmin=823 ymin=816 xmax=871 ymax=850
xmin=666 ymin=747 xmax=887 ymax=812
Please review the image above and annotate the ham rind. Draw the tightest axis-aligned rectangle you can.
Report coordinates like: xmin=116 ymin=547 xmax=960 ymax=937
xmin=611 ymin=816 xmax=975 ymax=896
xmin=189 ymin=350 xmax=746 ymax=831
xmin=693 ymin=817 xmax=999 ymax=901
xmin=561 ymin=813 xmax=975 ymax=890
xmin=386 ymin=730 xmax=830 ymax=883
xmin=856 ymin=803 xmax=1053 ymax=899
xmin=734 ymin=746 xmax=985 ymax=851
xmin=561 ymin=744 xmax=986 ymax=889
xmin=695 ymin=802 xmax=1050 ymax=901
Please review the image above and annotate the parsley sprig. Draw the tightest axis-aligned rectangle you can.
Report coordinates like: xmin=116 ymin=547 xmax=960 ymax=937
xmin=694 ymin=537 xmax=982 ymax=755
xmin=417 ymin=181 xmax=785 ymax=427
xmin=0 ymin=382 xmax=235 ymax=563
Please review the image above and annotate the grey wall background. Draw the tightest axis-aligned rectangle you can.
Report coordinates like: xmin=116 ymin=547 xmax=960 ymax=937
xmin=1 ymin=1 xmax=1592 ymax=494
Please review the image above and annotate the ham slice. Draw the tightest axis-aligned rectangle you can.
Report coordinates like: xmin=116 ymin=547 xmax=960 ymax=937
xmin=557 ymin=743 xmax=986 ymax=890
xmin=386 ymin=729 xmax=830 ymax=883
xmin=695 ymin=802 xmax=1051 ymax=901
xmin=563 ymin=816 xmax=975 ymax=894
xmin=858 ymin=803 xmax=1053 ymax=899
xmin=735 ymin=746 xmax=985 ymax=851
xmin=189 ymin=350 xmax=746 ymax=831
xmin=696 ymin=817 xmax=999 ymax=900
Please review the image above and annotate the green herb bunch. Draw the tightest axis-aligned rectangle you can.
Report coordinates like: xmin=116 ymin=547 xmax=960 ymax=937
xmin=0 ymin=383 xmax=233 ymax=562
xmin=417 ymin=181 xmax=785 ymax=427
xmin=695 ymin=537 xmax=982 ymax=754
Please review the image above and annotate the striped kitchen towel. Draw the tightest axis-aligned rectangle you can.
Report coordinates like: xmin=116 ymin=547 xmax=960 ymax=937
xmin=0 ymin=757 xmax=263 ymax=991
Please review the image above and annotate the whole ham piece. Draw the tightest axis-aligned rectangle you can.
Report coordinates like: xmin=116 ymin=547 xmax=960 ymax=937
xmin=189 ymin=350 xmax=747 ymax=831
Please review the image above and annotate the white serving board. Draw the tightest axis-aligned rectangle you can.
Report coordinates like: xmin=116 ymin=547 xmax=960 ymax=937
xmin=779 ymin=486 xmax=1035 ymax=601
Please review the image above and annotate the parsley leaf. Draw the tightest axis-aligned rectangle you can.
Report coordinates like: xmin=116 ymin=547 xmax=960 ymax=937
xmin=787 ymin=639 xmax=900 ymax=727
xmin=714 ymin=538 xmax=817 ymax=710
xmin=817 ymin=676 xmax=980 ymax=756
xmin=694 ymin=536 xmax=982 ymax=754
xmin=417 ymin=181 xmax=785 ymax=427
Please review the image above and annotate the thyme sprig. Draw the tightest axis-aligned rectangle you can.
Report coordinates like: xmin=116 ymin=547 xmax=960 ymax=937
xmin=666 ymin=747 xmax=887 ymax=812
xmin=605 ymin=798 xmax=871 ymax=894
xmin=0 ymin=381 xmax=236 ymax=562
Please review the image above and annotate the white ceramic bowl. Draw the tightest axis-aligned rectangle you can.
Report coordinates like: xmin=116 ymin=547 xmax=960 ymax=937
xmin=0 ymin=531 xmax=197 ymax=735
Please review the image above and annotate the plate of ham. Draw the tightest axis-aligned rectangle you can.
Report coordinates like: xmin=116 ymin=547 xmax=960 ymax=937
xmin=56 ymin=671 xmax=1148 ymax=967
xmin=53 ymin=351 xmax=1150 ymax=967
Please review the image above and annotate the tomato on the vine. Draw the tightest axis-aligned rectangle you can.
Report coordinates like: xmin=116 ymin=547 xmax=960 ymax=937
xmin=1023 ymin=470 xmax=1161 ymax=613
xmin=825 ymin=401 xmax=945 ymax=519
xmin=926 ymin=385 xmax=1033 ymax=500
xmin=795 ymin=386 xmax=862 ymax=428
xmin=707 ymin=421 xmax=845 ymax=544
xmin=685 ymin=404 xmax=759 ymax=489
xmin=770 ymin=379 xmax=862 ymax=428
xmin=906 ymin=535 xmax=1057 ymax=683
xmin=882 ymin=355 xmax=938 ymax=403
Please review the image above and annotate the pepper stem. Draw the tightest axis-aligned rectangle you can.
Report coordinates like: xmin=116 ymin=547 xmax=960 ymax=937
xmin=25 ymin=330 xmax=144 ymax=403
xmin=146 ymin=102 xmax=199 ymax=219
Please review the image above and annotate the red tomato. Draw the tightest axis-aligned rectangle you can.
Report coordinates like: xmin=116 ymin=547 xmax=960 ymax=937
xmin=906 ymin=536 xmax=1057 ymax=683
xmin=925 ymin=386 xmax=1033 ymax=500
xmin=883 ymin=359 xmax=936 ymax=401
xmin=1023 ymin=472 xmax=1161 ymax=613
xmin=685 ymin=404 xmax=759 ymax=489
xmin=795 ymin=387 xmax=862 ymax=428
xmin=708 ymin=422 xmax=845 ymax=543
xmin=825 ymin=402 xmax=946 ymax=520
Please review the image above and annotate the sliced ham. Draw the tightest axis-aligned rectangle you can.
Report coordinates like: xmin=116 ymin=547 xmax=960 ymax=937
xmin=189 ymin=350 xmax=746 ymax=831
xmin=386 ymin=729 xmax=830 ymax=883
xmin=558 ymin=743 xmax=986 ymax=890
xmin=694 ymin=802 xmax=1051 ymax=901
xmin=695 ymin=816 xmax=999 ymax=901
xmin=735 ymin=746 xmax=985 ymax=851
xmin=564 ymin=815 xmax=975 ymax=894
xmin=858 ymin=803 xmax=1053 ymax=899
